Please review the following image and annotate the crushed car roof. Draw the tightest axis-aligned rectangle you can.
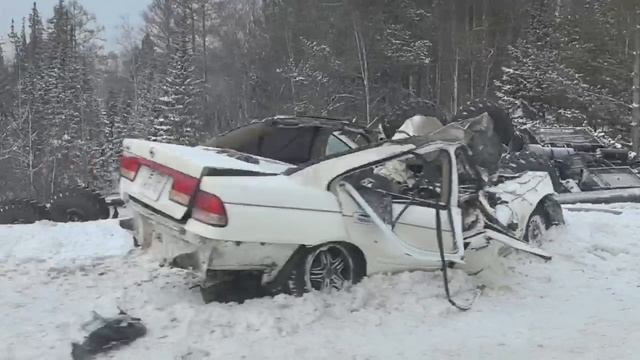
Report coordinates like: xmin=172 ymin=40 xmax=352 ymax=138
xmin=256 ymin=115 xmax=379 ymax=140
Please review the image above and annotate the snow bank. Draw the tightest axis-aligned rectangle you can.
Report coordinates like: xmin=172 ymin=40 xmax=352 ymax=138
xmin=0 ymin=220 xmax=132 ymax=265
xmin=1 ymin=208 xmax=640 ymax=359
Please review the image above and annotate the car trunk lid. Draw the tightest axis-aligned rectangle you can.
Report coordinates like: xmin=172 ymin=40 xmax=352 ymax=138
xmin=121 ymin=139 xmax=293 ymax=220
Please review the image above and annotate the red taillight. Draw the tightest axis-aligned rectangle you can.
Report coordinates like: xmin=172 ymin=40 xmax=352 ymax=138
xmin=192 ymin=191 xmax=227 ymax=227
xmin=121 ymin=154 xmax=197 ymax=206
xmin=120 ymin=155 xmax=141 ymax=181
xmin=169 ymin=174 xmax=198 ymax=206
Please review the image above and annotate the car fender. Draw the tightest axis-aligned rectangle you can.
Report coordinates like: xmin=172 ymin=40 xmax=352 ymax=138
xmin=187 ymin=175 xmax=350 ymax=246
xmin=486 ymin=172 xmax=557 ymax=240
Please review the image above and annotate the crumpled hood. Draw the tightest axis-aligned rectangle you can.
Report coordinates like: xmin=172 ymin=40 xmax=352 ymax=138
xmin=484 ymin=171 xmax=555 ymax=238
xmin=487 ymin=171 xmax=553 ymax=201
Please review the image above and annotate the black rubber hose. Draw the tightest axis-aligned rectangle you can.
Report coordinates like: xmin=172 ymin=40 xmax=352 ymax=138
xmin=436 ymin=209 xmax=472 ymax=311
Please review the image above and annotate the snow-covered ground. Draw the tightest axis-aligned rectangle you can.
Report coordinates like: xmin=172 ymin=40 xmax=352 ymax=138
xmin=1 ymin=208 xmax=639 ymax=360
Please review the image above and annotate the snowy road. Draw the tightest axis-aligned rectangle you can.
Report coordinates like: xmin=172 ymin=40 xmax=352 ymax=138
xmin=1 ymin=208 xmax=639 ymax=360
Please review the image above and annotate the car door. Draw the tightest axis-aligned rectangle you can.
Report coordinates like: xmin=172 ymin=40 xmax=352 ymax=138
xmin=332 ymin=146 xmax=464 ymax=267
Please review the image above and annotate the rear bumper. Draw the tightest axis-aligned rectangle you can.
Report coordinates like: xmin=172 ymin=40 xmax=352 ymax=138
xmin=129 ymin=202 xmax=298 ymax=282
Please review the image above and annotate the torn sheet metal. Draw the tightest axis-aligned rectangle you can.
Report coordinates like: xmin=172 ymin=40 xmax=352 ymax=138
xmin=484 ymin=229 xmax=552 ymax=261
xmin=485 ymin=172 xmax=555 ymax=239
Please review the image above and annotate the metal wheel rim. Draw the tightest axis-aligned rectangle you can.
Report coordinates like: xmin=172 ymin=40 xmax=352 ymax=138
xmin=527 ymin=215 xmax=546 ymax=246
xmin=305 ymin=245 xmax=354 ymax=292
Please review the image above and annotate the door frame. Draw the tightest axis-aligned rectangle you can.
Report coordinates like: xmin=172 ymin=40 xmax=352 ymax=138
xmin=334 ymin=143 xmax=465 ymax=263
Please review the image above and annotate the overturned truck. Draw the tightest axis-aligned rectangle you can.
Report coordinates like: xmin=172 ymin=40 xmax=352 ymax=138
xmin=514 ymin=126 xmax=640 ymax=204
xmin=0 ymin=187 xmax=123 ymax=225
xmin=411 ymin=98 xmax=640 ymax=205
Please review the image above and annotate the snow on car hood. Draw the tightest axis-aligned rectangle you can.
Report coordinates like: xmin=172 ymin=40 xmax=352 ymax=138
xmin=486 ymin=171 xmax=553 ymax=201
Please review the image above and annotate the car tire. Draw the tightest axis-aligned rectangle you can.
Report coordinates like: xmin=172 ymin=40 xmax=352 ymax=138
xmin=0 ymin=199 xmax=49 ymax=225
xmin=49 ymin=187 xmax=110 ymax=223
xmin=524 ymin=207 xmax=551 ymax=247
xmin=283 ymin=243 xmax=366 ymax=297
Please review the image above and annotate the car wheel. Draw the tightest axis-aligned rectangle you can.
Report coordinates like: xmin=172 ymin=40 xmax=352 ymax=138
xmin=284 ymin=243 xmax=365 ymax=296
xmin=524 ymin=209 xmax=549 ymax=247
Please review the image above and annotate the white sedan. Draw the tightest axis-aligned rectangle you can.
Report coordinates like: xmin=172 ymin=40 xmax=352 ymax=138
xmin=120 ymin=116 xmax=563 ymax=302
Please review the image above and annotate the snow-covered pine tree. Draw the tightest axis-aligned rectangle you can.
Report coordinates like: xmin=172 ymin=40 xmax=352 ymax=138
xmin=29 ymin=0 xmax=103 ymax=195
xmin=132 ymin=33 xmax=159 ymax=140
xmin=495 ymin=0 xmax=606 ymax=126
xmin=94 ymin=89 xmax=128 ymax=190
xmin=0 ymin=42 xmax=11 ymax=119
xmin=0 ymin=44 xmax=14 ymax=165
xmin=151 ymin=0 xmax=201 ymax=145
xmin=6 ymin=5 xmax=51 ymax=198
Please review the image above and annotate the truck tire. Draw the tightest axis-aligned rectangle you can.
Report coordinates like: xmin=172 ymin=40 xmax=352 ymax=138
xmin=453 ymin=99 xmax=514 ymax=146
xmin=381 ymin=98 xmax=447 ymax=140
xmin=499 ymin=151 xmax=563 ymax=192
xmin=49 ymin=187 xmax=110 ymax=222
xmin=0 ymin=199 xmax=49 ymax=225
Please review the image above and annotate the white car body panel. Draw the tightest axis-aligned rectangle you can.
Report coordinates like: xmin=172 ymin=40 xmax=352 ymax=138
xmin=124 ymin=139 xmax=292 ymax=176
xmin=121 ymin=138 xmax=293 ymax=220
xmin=130 ymin=201 xmax=298 ymax=282
xmin=487 ymin=171 xmax=555 ymax=239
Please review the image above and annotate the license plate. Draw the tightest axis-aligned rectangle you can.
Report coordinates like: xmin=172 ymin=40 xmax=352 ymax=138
xmin=139 ymin=167 xmax=170 ymax=201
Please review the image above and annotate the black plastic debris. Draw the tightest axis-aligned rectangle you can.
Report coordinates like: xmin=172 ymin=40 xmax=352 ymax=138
xmin=71 ymin=309 xmax=147 ymax=360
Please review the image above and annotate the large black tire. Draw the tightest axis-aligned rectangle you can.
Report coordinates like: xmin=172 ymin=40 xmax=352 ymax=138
xmin=454 ymin=99 xmax=514 ymax=146
xmin=282 ymin=243 xmax=366 ymax=297
xmin=381 ymin=98 xmax=447 ymax=140
xmin=499 ymin=151 xmax=563 ymax=192
xmin=0 ymin=199 xmax=49 ymax=225
xmin=48 ymin=187 xmax=110 ymax=223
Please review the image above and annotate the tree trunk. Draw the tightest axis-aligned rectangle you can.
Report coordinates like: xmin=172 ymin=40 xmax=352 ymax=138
xmin=632 ymin=10 xmax=640 ymax=153
xmin=353 ymin=18 xmax=370 ymax=125
xmin=201 ymin=1 xmax=207 ymax=84
xmin=453 ymin=47 xmax=459 ymax=114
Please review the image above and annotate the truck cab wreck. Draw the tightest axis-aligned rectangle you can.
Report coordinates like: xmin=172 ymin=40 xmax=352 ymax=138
xmin=119 ymin=113 xmax=564 ymax=304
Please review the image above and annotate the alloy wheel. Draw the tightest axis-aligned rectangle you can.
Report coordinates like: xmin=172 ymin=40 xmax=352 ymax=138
xmin=305 ymin=244 xmax=354 ymax=291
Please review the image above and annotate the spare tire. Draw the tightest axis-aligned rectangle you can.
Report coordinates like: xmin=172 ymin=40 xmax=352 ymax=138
xmin=454 ymin=99 xmax=514 ymax=146
xmin=0 ymin=199 xmax=49 ymax=225
xmin=381 ymin=98 xmax=447 ymax=140
xmin=499 ymin=151 xmax=563 ymax=192
xmin=49 ymin=187 xmax=110 ymax=222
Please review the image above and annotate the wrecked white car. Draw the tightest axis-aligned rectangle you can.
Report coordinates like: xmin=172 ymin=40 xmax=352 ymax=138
xmin=120 ymin=115 xmax=563 ymax=303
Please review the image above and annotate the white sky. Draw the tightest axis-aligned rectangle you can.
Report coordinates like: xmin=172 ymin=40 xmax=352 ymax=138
xmin=0 ymin=0 xmax=150 ymax=55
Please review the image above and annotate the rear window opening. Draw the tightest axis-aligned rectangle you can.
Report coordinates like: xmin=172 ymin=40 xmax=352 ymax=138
xmin=203 ymin=123 xmax=318 ymax=165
